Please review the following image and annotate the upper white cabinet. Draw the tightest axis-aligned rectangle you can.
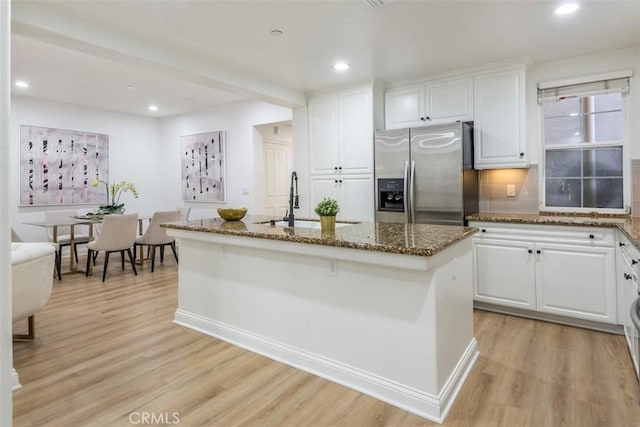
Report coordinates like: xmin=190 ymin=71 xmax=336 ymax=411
xmin=309 ymin=86 xmax=376 ymax=175
xmin=384 ymin=78 xmax=473 ymax=129
xmin=473 ymin=67 xmax=527 ymax=169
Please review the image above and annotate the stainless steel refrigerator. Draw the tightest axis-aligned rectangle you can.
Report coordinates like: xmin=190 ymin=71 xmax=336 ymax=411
xmin=374 ymin=122 xmax=478 ymax=226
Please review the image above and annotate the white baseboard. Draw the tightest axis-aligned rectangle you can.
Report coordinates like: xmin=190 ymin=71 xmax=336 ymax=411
xmin=175 ymin=309 xmax=478 ymax=424
xmin=12 ymin=368 xmax=21 ymax=391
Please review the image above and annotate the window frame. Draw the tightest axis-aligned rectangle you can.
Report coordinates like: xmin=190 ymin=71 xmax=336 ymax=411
xmin=539 ymin=92 xmax=630 ymax=214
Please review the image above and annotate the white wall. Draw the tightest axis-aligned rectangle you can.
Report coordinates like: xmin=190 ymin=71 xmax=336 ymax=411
xmin=160 ymin=100 xmax=291 ymax=220
xmin=526 ymin=47 xmax=639 ymax=164
xmin=11 ymin=97 xmax=163 ymax=240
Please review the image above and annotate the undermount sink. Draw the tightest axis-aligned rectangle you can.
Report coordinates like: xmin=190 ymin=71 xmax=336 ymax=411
xmin=272 ymin=220 xmax=353 ymax=229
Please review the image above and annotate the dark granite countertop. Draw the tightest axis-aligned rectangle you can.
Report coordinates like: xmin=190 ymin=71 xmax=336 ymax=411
xmin=467 ymin=212 xmax=640 ymax=250
xmin=162 ymin=215 xmax=477 ymax=257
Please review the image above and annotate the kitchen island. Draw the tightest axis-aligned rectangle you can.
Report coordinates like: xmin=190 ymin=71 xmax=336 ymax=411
xmin=163 ymin=216 xmax=478 ymax=423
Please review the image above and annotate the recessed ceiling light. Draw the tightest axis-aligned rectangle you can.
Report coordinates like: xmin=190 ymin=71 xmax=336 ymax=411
xmin=270 ymin=29 xmax=283 ymax=37
xmin=334 ymin=62 xmax=350 ymax=71
xmin=555 ymin=3 xmax=579 ymax=15
xmin=148 ymin=105 xmax=159 ymax=111
xmin=15 ymin=81 xmax=29 ymax=88
xmin=124 ymin=85 xmax=136 ymax=90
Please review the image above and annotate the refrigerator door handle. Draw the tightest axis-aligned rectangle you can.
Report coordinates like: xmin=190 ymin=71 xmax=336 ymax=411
xmin=410 ymin=160 xmax=416 ymax=223
xmin=403 ymin=160 xmax=410 ymax=223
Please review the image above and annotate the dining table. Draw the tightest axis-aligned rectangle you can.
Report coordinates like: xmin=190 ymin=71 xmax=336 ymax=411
xmin=25 ymin=214 xmax=153 ymax=275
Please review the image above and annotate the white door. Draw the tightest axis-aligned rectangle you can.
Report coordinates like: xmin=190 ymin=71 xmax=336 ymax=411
xmin=535 ymin=242 xmax=616 ymax=323
xmin=262 ymin=140 xmax=292 ymax=218
xmin=473 ymin=238 xmax=536 ymax=309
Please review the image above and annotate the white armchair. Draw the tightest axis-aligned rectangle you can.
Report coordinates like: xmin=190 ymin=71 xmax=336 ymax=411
xmin=12 ymin=242 xmax=57 ymax=340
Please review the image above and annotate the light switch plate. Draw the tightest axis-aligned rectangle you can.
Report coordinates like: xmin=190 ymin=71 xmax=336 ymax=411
xmin=507 ymin=184 xmax=516 ymax=197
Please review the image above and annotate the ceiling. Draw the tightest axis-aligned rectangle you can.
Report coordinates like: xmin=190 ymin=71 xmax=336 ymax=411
xmin=10 ymin=0 xmax=640 ymax=118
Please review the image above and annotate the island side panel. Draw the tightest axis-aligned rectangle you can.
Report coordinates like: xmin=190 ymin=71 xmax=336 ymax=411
xmin=173 ymin=231 xmax=475 ymax=422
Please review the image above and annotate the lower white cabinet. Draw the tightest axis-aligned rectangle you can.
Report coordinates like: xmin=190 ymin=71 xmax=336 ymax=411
xmin=310 ymin=174 xmax=373 ymax=222
xmin=473 ymin=239 xmax=536 ymax=309
xmin=471 ymin=222 xmax=617 ymax=324
xmin=618 ymin=232 xmax=640 ymax=375
xmin=535 ymin=242 xmax=615 ymax=322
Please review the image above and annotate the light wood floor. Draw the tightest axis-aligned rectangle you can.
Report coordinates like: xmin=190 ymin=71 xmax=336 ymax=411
xmin=12 ymin=255 xmax=640 ymax=426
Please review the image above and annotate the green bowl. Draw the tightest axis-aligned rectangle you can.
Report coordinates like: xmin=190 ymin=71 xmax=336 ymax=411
xmin=217 ymin=207 xmax=248 ymax=221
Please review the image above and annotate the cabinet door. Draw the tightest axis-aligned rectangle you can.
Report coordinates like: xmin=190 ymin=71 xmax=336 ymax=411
xmin=340 ymin=89 xmax=373 ymax=174
xmin=384 ymin=86 xmax=426 ymax=130
xmin=473 ymin=69 xmax=526 ymax=169
xmin=426 ymin=78 xmax=473 ymax=124
xmin=309 ymin=94 xmax=339 ymax=174
xmin=535 ymin=243 xmax=616 ymax=323
xmin=338 ymin=175 xmax=374 ymax=222
xmin=473 ymin=238 xmax=536 ymax=309
xmin=309 ymin=176 xmax=339 ymax=212
xmin=622 ymin=262 xmax=640 ymax=375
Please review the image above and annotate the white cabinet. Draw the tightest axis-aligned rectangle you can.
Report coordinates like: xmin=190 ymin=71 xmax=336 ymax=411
xmin=535 ymin=242 xmax=615 ymax=322
xmin=470 ymin=222 xmax=617 ymax=324
xmin=617 ymin=232 xmax=640 ymax=375
xmin=310 ymin=175 xmax=373 ymax=222
xmin=473 ymin=238 xmax=536 ymax=309
xmin=384 ymin=78 xmax=473 ymax=129
xmin=308 ymin=86 xmax=374 ymax=175
xmin=473 ymin=67 xmax=527 ymax=169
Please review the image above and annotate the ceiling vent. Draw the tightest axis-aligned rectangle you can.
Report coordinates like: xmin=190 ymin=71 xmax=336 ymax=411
xmin=364 ymin=0 xmax=386 ymax=8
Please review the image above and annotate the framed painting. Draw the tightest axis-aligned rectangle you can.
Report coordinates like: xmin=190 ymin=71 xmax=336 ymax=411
xmin=181 ymin=131 xmax=226 ymax=202
xmin=20 ymin=125 xmax=109 ymax=206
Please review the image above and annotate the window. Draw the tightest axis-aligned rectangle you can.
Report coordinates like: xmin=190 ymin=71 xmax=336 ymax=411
xmin=539 ymin=74 xmax=629 ymax=212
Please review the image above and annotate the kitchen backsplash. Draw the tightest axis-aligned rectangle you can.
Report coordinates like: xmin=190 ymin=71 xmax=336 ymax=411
xmin=633 ymin=159 xmax=640 ymax=217
xmin=478 ymin=166 xmax=539 ymax=214
xmin=479 ymin=162 xmax=640 ymax=216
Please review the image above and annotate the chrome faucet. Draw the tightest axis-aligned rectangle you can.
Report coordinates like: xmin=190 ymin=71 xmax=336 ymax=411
xmin=284 ymin=171 xmax=299 ymax=226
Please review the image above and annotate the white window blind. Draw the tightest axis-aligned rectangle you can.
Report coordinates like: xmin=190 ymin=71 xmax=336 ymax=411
xmin=538 ymin=71 xmax=631 ymax=103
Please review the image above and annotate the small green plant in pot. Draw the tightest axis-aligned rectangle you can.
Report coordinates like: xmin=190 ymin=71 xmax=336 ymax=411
xmin=314 ymin=197 xmax=340 ymax=232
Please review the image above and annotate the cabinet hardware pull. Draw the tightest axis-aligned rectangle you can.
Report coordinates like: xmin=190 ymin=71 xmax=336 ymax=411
xmin=338 ymin=166 xmax=342 ymax=170
xmin=519 ymin=152 xmax=524 ymax=157
xmin=633 ymin=260 xmax=638 ymax=265
xmin=620 ymin=242 xmax=627 ymax=247
xmin=425 ymin=116 xmax=431 ymax=120
xmin=420 ymin=117 xmax=425 ymax=121
xmin=527 ymin=249 xmax=533 ymax=254
xmin=536 ymin=250 xmax=541 ymax=254
xmin=625 ymin=273 xmax=632 ymax=280
xmin=481 ymin=229 xmax=486 ymax=232
xmin=334 ymin=166 xmax=338 ymax=170
xmin=334 ymin=180 xmax=338 ymax=183
xmin=339 ymin=180 xmax=343 ymax=183
xmin=589 ymin=234 xmax=595 ymax=239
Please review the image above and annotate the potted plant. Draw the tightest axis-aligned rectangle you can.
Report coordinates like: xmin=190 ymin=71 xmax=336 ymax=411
xmin=314 ymin=197 xmax=340 ymax=232
xmin=92 ymin=178 xmax=139 ymax=214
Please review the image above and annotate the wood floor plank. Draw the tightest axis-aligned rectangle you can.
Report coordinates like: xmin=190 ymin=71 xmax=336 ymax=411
xmin=12 ymin=256 xmax=640 ymax=426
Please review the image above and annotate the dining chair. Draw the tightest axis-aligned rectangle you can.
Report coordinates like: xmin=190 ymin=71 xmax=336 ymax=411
xmin=134 ymin=210 xmax=180 ymax=272
xmin=44 ymin=210 xmax=91 ymax=266
xmin=86 ymin=213 xmax=138 ymax=282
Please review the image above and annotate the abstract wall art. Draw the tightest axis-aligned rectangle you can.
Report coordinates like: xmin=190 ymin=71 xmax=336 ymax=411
xmin=181 ymin=131 xmax=226 ymax=202
xmin=20 ymin=125 xmax=109 ymax=206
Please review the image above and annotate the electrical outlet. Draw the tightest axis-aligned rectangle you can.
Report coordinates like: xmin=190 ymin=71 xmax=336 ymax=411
xmin=507 ymin=184 xmax=516 ymax=197
xmin=328 ymin=259 xmax=337 ymax=276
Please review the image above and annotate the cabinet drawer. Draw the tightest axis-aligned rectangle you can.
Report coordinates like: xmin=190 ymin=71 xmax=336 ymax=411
xmin=470 ymin=222 xmax=615 ymax=247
